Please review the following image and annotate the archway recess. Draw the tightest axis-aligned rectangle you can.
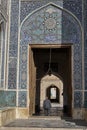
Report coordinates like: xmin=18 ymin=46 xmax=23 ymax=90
xmin=29 ymin=44 xmax=72 ymax=116
xmin=40 ymin=74 xmax=63 ymax=108
xmin=20 ymin=2 xmax=82 ymax=118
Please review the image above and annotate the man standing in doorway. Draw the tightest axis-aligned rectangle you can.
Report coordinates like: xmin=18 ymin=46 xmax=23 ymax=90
xmin=43 ymin=97 xmax=51 ymax=116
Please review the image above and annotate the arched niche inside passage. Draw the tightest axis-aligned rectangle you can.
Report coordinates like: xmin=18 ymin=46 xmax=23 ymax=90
xmin=40 ymin=74 xmax=63 ymax=108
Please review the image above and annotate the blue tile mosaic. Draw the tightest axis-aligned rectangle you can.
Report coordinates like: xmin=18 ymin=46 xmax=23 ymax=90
xmin=5 ymin=0 xmax=83 ymax=108
xmin=0 ymin=91 xmax=6 ymax=107
xmin=20 ymin=4 xmax=82 ymax=91
xmin=0 ymin=23 xmax=5 ymax=88
xmin=74 ymin=91 xmax=82 ymax=108
xmin=8 ymin=58 xmax=17 ymax=89
xmin=84 ymin=0 xmax=87 ymax=90
xmin=5 ymin=91 xmax=16 ymax=107
xmin=19 ymin=45 xmax=27 ymax=89
xmin=8 ymin=0 xmax=19 ymax=89
xmin=18 ymin=91 xmax=27 ymax=107
xmin=84 ymin=92 xmax=87 ymax=108
xmin=63 ymin=0 xmax=82 ymax=23
xmin=20 ymin=0 xmax=63 ymax=23
xmin=21 ymin=4 xmax=62 ymax=44
xmin=9 ymin=0 xmax=19 ymax=56
xmin=0 ymin=91 xmax=16 ymax=107
xmin=2 ymin=0 xmax=7 ymax=11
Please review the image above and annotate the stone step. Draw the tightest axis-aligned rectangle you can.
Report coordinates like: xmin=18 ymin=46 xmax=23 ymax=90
xmin=30 ymin=116 xmax=61 ymax=120
xmin=1 ymin=116 xmax=87 ymax=130
xmin=40 ymin=107 xmax=63 ymax=116
xmin=0 ymin=127 xmax=86 ymax=130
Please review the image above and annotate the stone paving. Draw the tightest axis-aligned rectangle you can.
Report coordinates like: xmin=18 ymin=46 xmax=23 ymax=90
xmin=3 ymin=116 xmax=87 ymax=129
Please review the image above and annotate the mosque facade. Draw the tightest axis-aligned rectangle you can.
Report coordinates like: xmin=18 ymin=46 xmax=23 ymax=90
xmin=0 ymin=0 xmax=87 ymax=120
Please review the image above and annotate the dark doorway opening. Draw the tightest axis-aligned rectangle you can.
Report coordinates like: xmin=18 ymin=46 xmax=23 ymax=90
xmin=29 ymin=45 xmax=72 ymax=117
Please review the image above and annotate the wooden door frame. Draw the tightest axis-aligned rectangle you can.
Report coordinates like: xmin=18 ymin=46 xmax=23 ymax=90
xmin=29 ymin=44 xmax=73 ymax=116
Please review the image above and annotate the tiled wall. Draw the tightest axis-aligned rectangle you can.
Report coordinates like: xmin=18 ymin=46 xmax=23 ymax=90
xmin=0 ymin=0 xmax=84 ymax=108
xmin=0 ymin=91 xmax=16 ymax=107
xmin=20 ymin=0 xmax=82 ymax=108
xmin=84 ymin=0 xmax=87 ymax=107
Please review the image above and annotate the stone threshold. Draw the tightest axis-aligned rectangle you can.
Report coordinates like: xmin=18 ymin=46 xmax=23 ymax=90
xmin=30 ymin=116 xmax=61 ymax=120
xmin=0 ymin=127 xmax=86 ymax=130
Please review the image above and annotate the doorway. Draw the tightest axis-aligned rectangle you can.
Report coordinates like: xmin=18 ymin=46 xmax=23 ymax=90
xmin=29 ymin=44 xmax=72 ymax=116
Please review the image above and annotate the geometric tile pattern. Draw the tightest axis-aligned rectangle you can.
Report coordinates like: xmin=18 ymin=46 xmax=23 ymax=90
xmin=84 ymin=0 xmax=87 ymax=90
xmin=21 ymin=4 xmax=62 ymax=44
xmin=62 ymin=12 xmax=82 ymax=90
xmin=18 ymin=91 xmax=27 ymax=107
xmin=84 ymin=92 xmax=87 ymax=108
xmin=63 ymin=0 xmax=82 ymax=104
xmin=8 ymin=58 xmax=17 ymax=89
xmin=74 ymin=91 xmax=82 ymax=108
xmin=8 ymin=0 xmax=19 ymax=89
xmin=63 ymin=0 xmax=82 ymax=23
xmin=19 ymin=46 xmax=28 ymax=89
xmin=0 ymin=23 xmax=5 ymax=88
xmin=2 ymin=0 xmax=7 ymax=11
xmin=20 ymin=0 xmax=63 ymax=23
xmin=5 ymin=91 xmax=16 ymax=107
xmin=0 ymin=91 xmax=16 ymax=107
xmin=0 ymin=91 xmax=6 ymax=107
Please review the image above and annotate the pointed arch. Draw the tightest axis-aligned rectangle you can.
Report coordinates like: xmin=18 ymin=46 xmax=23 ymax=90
xmin=20 ymin=2 xmax=82 ymax=30
xmin=20 ymin=2 xmax=82 ymax=45
xmin=40 ymin=74 xmax=63 ymax=108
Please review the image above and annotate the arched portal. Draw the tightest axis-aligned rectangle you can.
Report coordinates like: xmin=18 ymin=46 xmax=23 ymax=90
xmin=20 ymin=3 xmax=82 ymax=118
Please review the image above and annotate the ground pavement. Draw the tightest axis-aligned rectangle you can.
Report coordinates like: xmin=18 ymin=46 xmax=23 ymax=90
xmin=0 ymin=116 xmax=87 ymax=130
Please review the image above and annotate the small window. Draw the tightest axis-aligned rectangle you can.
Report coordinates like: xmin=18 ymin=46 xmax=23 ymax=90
xmin=46 ymin=85 xmax=59 ymax=103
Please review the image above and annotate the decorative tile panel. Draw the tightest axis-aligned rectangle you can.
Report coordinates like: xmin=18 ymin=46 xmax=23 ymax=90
xmin=5 ymin=0 xmax=83 ymax=109
xmin=2 ymin=0 xmax=8 ymax=11
xmin=20 ymin=4 xmax=82 ymax=92
xmin=20 ymin=0 xmax=63 ymax=23
xmin=21 ymin=0 xmax=82 ymax=24
xmin=8 ymin=58 xmax=17 ymax=89
xmin=0 ymin=23 xmax=5 ymax=88
xmin=74 ymin=91 xmax=82 ymax=108
xmin=8 ymin=0 xmax=19 ymax=89
xmin=19 ymin=45 xmax=27 ymax=89
xmin=63 ymin=0 xmax=82 ymax=23
xmin=0 ymin=91 xmax=16 ymax=107
xmin=84 ymin=92 xmax=87 ymax=108
xmin=0 ymin=91 xmax=6 ymax=107
xmin=5 ymin=91 xmax=16 ymax=107
xmin=21 ymin=5 xmax=62 ymax=44
xmin=9 ymin=0 xmax=19 ymax=57
xmin=18 ymin=91 xmax=27 ymax=107
xmin=62 ymin=11 xmax=82 ymax=89
xmin=84 ymin=0 xmax=87 ymax=90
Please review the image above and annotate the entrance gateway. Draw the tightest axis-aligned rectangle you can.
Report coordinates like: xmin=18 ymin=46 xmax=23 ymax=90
xmin=29 ymin=44 xmax=72 ymax=117
xmin=19 ymin=3 xmax=83 ymax=119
